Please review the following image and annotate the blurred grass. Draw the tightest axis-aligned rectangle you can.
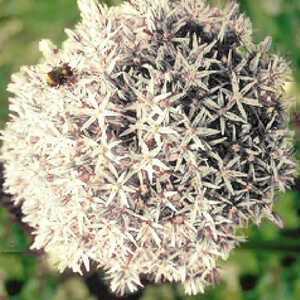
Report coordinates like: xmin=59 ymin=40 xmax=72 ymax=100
xmin=0 ymin=0 xmax=300 ymax=299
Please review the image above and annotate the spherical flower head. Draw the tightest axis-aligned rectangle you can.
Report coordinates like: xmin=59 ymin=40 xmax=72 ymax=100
xmin=0 ymin=0 xmax=297 ymax=296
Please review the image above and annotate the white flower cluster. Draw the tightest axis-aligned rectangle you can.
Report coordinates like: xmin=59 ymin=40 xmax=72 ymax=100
xmin=0 ymin=0 xmax=297 ymax=296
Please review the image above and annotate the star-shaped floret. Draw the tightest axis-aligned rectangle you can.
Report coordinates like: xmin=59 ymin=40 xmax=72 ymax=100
xmin=177 ymin=108 xmax=219 ymax=151
xmin=203 ymin=91 xmax=247 ymax=136
xmin=143 ymin=107 xmax=178 ymax=145
xmin=223 ymin=72 xmax=262 ymax=121
xmin=131 ymin=141 xmax=169 ymax=183
xmin=83 ymin=125 xmax=123 ymax=175
xmin=81 ymin=91 xmax=119 ymax=131
xmin=210 ymin=152 xmax=248 ymax=195
xmin=174 ymin=50 xmax=219 ymax=90
xmin=101 ymin=171 xmax=136 ymax=208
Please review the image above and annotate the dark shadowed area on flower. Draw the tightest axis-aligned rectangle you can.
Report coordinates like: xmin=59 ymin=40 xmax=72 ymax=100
xmin=0 ymin=0 xmax=300 ymax=299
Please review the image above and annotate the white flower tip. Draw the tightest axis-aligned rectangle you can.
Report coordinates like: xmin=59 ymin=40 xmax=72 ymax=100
xmin=77 ymin=0 xmax=105 ymax=19
xmin=39 ymin=39 xmax=58 ymax=58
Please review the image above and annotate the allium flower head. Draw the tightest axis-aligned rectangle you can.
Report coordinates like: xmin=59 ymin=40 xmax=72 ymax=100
xmin=0 ymin=0 xmax=297 ymax=296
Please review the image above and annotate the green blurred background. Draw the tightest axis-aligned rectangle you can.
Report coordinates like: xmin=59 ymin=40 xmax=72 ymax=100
xmin=0 ymin=0 xmax=300 ymax=299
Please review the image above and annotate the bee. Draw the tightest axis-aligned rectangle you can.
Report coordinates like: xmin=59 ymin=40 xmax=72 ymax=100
xmin=46 ymin=63 xmax=73 ymax=87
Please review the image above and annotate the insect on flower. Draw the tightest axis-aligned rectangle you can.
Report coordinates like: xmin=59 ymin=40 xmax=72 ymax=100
xmin=46 ymin=63 xmax=74 ymax=87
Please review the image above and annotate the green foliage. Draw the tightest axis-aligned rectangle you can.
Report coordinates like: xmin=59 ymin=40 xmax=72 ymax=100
xmin=0 ymin=0 xmax=300 ymax=299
